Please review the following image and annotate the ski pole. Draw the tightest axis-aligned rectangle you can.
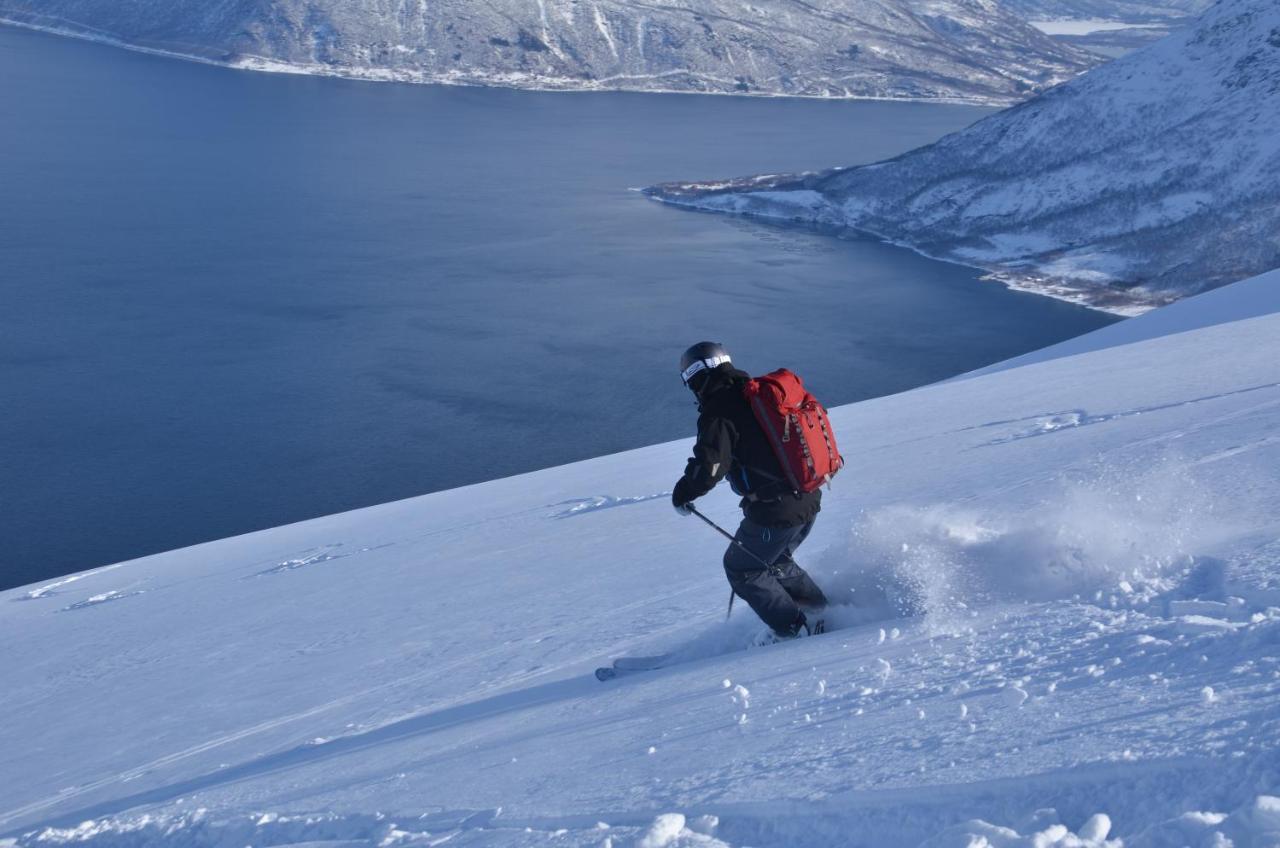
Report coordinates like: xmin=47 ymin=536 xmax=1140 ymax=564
xmin=687 ymin=505 xmax=773 ymax=569
xmin=687 ymin=505 xmax=774 ymax=620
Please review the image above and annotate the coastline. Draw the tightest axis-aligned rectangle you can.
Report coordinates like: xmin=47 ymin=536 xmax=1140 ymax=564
xmin=0 ymin=18 xmax=1136 ymax=312
xmin=644 ymin=191 xmax=1162 ymax=318
xmin=0 ymin=16 xmax=1025 ymax=106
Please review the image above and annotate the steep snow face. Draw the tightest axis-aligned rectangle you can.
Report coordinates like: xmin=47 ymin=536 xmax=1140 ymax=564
xmin=2 ymin=273 xmax=1280 ymax=846
xmin=0 ymin=0 xmax=1096 ymax=102
xmin=645 ymin=0 xmax=1280 ymax=310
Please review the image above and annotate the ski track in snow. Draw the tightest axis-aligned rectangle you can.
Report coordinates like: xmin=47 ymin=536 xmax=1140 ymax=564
xmin=250 ymin=543 xmax=395 ymax=577
xmin=57 ymin=589 xmax=147 ymax=612
xmin=963 ymin=381 xmax=1280 ymax=448
xmin=550 ymin=493 xmax=670 ymax=519
xmin=13 ymin=563 xmax=126 ymax=601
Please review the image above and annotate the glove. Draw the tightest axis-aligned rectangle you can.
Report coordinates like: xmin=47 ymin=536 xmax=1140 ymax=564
xmin=672 ymin=479 xmax=695 ymax=516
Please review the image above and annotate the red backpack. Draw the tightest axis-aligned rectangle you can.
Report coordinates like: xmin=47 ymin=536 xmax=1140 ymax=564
xmin=743 ymin=369 xmax=844 ymax=493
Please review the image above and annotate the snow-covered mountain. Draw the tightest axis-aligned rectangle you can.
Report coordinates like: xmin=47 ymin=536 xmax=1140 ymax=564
xmin=645 ymin=0 xmax=1280 ymax=312
xmin=3 ymin=268 xmax=1280 ymax=846
xmin=0 ymin=0 xmax=1096 ymax=102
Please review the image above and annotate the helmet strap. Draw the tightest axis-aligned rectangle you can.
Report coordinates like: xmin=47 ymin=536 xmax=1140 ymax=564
xmin=680 ymin=354 xmax=731 ymax=386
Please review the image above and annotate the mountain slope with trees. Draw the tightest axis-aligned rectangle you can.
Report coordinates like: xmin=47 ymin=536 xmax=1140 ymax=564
xmin=646 ymin=0 xmax=1280 ymax=310
xmin=0 ymin=0 xmax=1095 ymax=101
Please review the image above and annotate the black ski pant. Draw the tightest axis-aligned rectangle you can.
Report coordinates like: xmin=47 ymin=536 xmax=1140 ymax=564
xmin=723 ymin=516 xmax=828 ymax=636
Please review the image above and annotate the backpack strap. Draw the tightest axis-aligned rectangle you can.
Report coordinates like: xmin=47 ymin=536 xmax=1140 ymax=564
xmin=749 ymin=395 xmax=803 ymax=492
xmin=816 ymin=411 xmax=840 ymax=484
xmin=738 ymin=462 xmax=797 ymax=501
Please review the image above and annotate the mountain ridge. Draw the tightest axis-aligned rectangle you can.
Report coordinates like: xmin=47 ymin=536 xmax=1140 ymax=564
xmin=644 ymin=0 xmax=1280 ymax=310
xmin=0 ymin=0 xmax=1095 ymax=102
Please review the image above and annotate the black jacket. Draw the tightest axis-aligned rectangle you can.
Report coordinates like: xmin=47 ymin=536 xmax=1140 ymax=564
xmin=673 ymin=366 xmax=821 ymax=528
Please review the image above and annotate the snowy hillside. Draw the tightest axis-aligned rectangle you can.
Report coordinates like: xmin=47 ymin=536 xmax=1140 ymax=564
xmin=0 ymin=0 xmax=1096 ymax=102
xmin=645 ymin=0 xmax=1280 ymax=311
xmin=3 ymin=269 xmax=1280 ymax=846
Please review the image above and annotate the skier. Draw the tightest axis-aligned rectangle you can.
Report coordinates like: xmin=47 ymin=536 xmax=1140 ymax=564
xmin=672 ymin=342 xmax=830 ymax=639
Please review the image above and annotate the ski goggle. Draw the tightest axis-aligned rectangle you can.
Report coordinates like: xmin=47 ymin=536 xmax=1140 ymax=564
xmin=681 ymin=354 xmax=731 ymax=385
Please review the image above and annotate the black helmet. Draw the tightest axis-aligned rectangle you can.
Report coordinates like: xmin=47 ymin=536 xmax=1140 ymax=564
xmin=679 ymin=341 xmax=732 ymax=387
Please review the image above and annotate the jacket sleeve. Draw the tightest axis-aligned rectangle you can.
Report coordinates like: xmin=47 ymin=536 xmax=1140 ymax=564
xmin=674 ymin=413 xmax=736 ymax=503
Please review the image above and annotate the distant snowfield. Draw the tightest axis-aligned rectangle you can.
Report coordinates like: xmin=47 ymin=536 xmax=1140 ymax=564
xmin=1028 ymin=19 xmax=1165 ymax=35
xmin=3 ymin=271 xmax=1280 ymax=846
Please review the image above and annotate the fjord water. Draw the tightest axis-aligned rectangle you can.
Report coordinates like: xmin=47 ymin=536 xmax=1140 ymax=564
xmin=0 ymin=25 xmax=1115 ymax=589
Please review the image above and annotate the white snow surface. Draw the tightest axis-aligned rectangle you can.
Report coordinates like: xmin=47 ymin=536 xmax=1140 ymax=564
xmin=1028 ymin=19 xmax=1166 ymax=35
xmin=4 ymin=272 xmax=1280 ymax=846
xmin=645 ymin=0 xmax=1280 ymax=309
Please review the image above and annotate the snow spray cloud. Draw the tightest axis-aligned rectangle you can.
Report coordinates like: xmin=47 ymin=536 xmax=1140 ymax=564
xmin=816 ymin=456 xmax=1246 ymax=626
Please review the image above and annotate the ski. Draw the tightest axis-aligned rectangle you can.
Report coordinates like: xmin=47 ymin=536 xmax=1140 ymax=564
xmin=594 ymin=653 xmax=674 ymax=681
xmin=592 ymin=621 xmax=834 ymax=681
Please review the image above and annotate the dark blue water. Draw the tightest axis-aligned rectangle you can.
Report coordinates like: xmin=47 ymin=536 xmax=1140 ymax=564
xmin=0 ymin=25 xmax=1117 ymax=589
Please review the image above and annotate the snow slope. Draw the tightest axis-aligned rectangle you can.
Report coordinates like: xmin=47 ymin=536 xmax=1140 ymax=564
xmin=0 ymin=0 xmax=1095 ymax=102
xmin=960 ymin=266 xmax=1280 ymax=377
xmin=644 ymin=0 xmax=1280 ymax=311
xmin=3 ymin=272 xmax=1280 ymax=847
